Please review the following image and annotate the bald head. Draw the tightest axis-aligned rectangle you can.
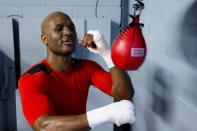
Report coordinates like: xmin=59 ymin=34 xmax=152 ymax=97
xmin=41 ymin=11 xmax=72 ymax=35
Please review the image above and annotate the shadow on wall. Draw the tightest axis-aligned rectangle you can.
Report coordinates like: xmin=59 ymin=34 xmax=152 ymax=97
xmin=151 ymin=66 xmax=175 ymax=124
xmin=144 ymin=65 xmax=176 ymax=131
xmin=0 ymin=51 xmax=17 ymax=131
xmin=180 ymin=1 xmax=197 ymax=107
xmin=180 ymin=1 xmax=197 ymax=68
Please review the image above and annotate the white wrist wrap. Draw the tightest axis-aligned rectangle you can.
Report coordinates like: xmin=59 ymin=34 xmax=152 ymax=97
xmin=87 ymin=100 xmax=136 ymax=129
xmin=87 ymin=104 xmax=113 ymax=129
xmin=87 ymin=30 xmax=115 ymax=68
xmin=101 ymin=49 xmax=115 ymax=68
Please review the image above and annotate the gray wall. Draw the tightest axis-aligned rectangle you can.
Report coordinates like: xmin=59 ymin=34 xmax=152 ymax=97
xmin=0 ymin=0 xmax=122 ymax=131
xmin=0 ymin=0 xmax=197 ymax=131
xmin=128 ymin=0 xmax=197 ymax=131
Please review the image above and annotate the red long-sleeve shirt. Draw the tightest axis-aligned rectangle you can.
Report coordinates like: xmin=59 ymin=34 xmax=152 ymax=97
xmin=18 ymin=59 xmax=112 ymax=127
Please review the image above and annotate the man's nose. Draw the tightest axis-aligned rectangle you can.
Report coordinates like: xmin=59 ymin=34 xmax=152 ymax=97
xmin=63 ymin=27 xmax=72 ymax=36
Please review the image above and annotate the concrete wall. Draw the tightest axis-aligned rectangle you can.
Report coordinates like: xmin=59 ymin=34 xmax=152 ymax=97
xmin=128 ymin=0 xmax=197 ymax=131
xmin=0 ymin=0 xmax=197 ymax=131
xmin=0 ymin=0 xmax=121 ymax=24
xmin=0 ymin=0 xmax=122 ymax=131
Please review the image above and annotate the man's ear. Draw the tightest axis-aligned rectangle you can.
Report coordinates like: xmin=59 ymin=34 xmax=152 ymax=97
xmin=41 ymin=34 xmax=48 ymax=45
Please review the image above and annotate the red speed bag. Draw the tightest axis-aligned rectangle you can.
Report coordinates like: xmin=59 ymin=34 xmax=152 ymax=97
xmin=111 ymin=15 xmax=147 ymax=70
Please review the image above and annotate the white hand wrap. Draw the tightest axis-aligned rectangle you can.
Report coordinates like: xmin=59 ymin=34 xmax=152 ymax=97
xmin=87 ymin=100 xmax=136 ymax=129
xmin=87 ymin=30 xmax=115 ymax=68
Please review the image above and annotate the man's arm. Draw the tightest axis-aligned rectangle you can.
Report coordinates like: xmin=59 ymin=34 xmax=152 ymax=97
xmin=33 ymin=100 xmax=135 ymax=131
xmin=33 ymin=114 xmax=89 ymax=131
xmin=80 ymin=30 xmax=134 ymax=100
xmin=19 ymin=70 xmax=135 ymax=131
xmin=110 ymin=66 xmax=134 ymax=100
xmin=18 ymin=75 xmax=90 ymax=131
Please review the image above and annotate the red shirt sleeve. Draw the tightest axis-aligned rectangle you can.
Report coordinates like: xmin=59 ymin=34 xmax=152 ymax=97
xmin=86 ymin=60 xmax=113 ymax=96
xmin=18 ymin=73 xmax=55 ymax=127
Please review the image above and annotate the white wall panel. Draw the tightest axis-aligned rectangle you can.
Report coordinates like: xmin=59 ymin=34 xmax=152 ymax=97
xmin=0 ymin=6 xmax=22 ymax=18
xmin=73 ymin=6 xmax=121 ymax=24
xmin=23 ymin=6 xmax=73 ymax=18
xmin=0 ymin=0 xmax=46 ymax=5
xmin=47 ymin=0 xmax=121 ymax=6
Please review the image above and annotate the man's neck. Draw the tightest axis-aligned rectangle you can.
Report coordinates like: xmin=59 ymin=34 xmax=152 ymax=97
xmin=45 ymin=54 xmax=72 ymax=72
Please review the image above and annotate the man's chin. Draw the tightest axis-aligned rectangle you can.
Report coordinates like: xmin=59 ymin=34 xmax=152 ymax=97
xmin=61 ymin=47 xmax=76 ymax=56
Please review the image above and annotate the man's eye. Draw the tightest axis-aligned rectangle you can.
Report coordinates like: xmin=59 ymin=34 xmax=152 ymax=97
xmin=54 ymin=26 xmax=63 ymax=32
xmin=68 ymin=23 xmax=75 ymax=31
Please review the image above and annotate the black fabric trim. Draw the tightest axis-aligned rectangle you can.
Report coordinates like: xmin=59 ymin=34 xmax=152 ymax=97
xmin=25 ymin=63 xmax=51 ymax=75
xmin=71 ymin=58 xmax=80 ymax=67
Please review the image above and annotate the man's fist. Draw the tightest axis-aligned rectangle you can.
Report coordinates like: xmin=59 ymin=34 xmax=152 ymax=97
xmin=80 ymin=33 xmax=97 ymax=49
xmin=80 ymin=30 xmax=108 ymax=54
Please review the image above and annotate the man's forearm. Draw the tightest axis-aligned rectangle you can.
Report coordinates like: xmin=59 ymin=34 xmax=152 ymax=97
xmin=110 ymin=66 xmax=134 ymax=100
xmin=33 ymin=100 xmax=136 ymax=131
xmin=33 ymin=114 xmax=90 ymax=131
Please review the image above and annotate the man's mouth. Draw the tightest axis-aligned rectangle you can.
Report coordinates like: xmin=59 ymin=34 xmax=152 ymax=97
xmin=62 ymin=39 xmax=75 ymax=45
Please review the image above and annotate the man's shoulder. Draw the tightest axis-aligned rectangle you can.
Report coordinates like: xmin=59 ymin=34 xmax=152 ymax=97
xmin=23 ymin=61 xmax=51 ymax=76
xmin=18 ymin=61 xmax=52 ymax=87
xmin=25 ymin=63 xmax=51 ymax=75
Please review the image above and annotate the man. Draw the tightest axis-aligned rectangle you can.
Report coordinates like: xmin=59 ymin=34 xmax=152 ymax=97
xmin=18 ymin=11 xmax=135 ymax=131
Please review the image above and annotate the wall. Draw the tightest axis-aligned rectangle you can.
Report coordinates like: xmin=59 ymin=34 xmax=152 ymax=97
xmin=0 ymin=0 xmax=121 ymax=48
xmin=128 ymin=0 xmax=197 ymax=131
xmin=0 ymin=0 xmax=121 ymax=23
xmin=0 ymin=0 xmax=122 ymax=131
xmin=1 ymin=0 xmax=197 ymax=131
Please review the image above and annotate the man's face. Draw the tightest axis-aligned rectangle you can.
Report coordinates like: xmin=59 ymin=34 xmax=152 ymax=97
xmin=42 ymin=14 xmax=77 ymax=56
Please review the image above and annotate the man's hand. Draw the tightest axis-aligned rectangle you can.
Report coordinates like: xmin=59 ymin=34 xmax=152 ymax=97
xmin=80 ymin=30 xmax=114 ymax=68
xmin=80 ymin=30 xmax=109 ymax=54
xmin=80 ymin=33 xmax=97 ymax=49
